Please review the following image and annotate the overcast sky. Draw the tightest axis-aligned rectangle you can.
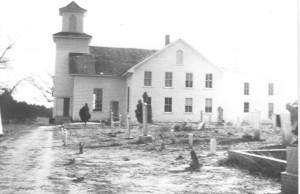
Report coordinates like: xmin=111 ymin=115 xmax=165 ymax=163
xmin=0 ymin=0 xmax=298 ymax=107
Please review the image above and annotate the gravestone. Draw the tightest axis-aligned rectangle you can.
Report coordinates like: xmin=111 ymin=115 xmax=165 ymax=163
xmin=118 ymin=114 xmax=121 ymax=130
xmin=188 ymin=134 xmax=193 ymax=149
xmin=170 ymin=129 xmax=176 ymax=144
xmin=200 ymin=110 xmax=203 ymax=122
xmin=217 ymin=107 xmax=223 ymax=124
xmin=190 ymin=150 xmax=201 ymax=170
xmin=197 ymin=122 xmax=205 ymax=130
xmin=252 ymin=110 xmax=261 ymax=140
xmin=280 ymin=112 xmax=293 ymax=146
xmin=0 ymin=108 xmax=2 ymax=135
xmin=79 ymin=142 xmax=83 ymax=154
xmin=138 ymin=103 xmax=153 ymax=143
xmin=63 ymin=128 xmax=68 ymax=146
xmin=271 ymin=114 xmax=277 ymax=130
xmin=209 ymin=138 xmax=217 ymax=155
xmin=126 ymin=115 xmax=133 ymax=139
xmin=110 ymin=112 xmax=115 ymax=135
xmin=142 ymin=103 xmax=148 ymax=136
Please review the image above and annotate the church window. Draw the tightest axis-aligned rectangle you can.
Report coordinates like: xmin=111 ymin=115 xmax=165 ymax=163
xmin=165 ymin=72 xmax=173 ymax=87
xmin=186 ymin=73 xmax=193 ymax=88
xmin=69 ymin=15 xmax=77 ymax=32
xmin=206 ymin=74 xmax=213 ymax=88
xmin=244 ymin=102 xmax=249 ymax=112
xmin=164 ymin=97 xmax=172 ymax=112
xmin=205 ymin=98 xmax=212 ymax=113
xmin=144 ymin=71 xmax=152 ymax=86
xmin=185 ymin=98 xmax=193 ymax=113
xmin=93 ymin=88 xmax=103 ymax=111
xmin=244 ymin=82 xmax=249 ymax=95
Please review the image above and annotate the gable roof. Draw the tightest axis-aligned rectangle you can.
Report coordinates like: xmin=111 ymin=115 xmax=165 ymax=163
xmin=59 ymin=1 xmax=86 ymax=15
xmin=69 ymin=46 xmax=157 ymax=76
xmin=124 ymin=38 xmax=222 ymax=75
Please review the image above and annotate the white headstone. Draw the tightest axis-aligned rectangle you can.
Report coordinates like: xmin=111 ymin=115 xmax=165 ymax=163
xmin=209 ymin=138 xmax=216 ymax=155
xmin=126 ymin=115 xmax=132 ymax=138
xmin=252 ymin=110 xmax=261 ymax=140
xmin=119 ymin=114 xmax=122 ymax=129
xmin=142 ymin=103 xmax=148 ymax=136
xmin=111 ymin=112 xmax=114 ymax=135
xmin=63 ymin=129 xmax=68 ymax=146
xmin=197 ymin=122 xmax=204 ymax=130
xmin=170 ymin=129 xmax=175 ymax=144
xmin=271 ymin=114 xmax=277 ymax=130
xmin=280 ymin=112 xmax=293 ymax=146
xmin=188 ymin=133 xmax=193 ymax=149
xmin=0 ymin=108 xmax=3 ymax=135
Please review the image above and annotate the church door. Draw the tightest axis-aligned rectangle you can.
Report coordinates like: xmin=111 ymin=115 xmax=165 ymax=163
xmin=63 ymin=98 xmax=70 ymax=116
xmin=110 ymin=100 xmax=119 ymax=121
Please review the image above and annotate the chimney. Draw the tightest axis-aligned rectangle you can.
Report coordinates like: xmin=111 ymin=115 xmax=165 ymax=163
xmin=165 ymin=35 xmax=170 ymax=46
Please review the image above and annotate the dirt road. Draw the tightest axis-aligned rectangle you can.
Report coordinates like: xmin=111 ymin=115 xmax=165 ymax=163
xmin=0 ymin=126 xmax=55 ymax=193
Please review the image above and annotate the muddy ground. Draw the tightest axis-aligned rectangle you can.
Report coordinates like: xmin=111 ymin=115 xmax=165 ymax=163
xmin=0 ymin=122 xmax=283 ymax=194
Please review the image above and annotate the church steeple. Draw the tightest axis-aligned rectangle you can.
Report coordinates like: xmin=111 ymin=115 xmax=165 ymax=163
xmin=52 ymin=2 xmax=91 ymax=122
xmin=59 ymin=1 xmax=86 ymax=33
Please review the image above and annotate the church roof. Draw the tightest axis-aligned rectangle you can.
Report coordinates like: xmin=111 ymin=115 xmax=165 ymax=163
xmin=59 ymin=1 xmax=86 ymax=15
xmin=53 ymin=32 xmax=92 ymax=39
xmin=69 ymin=46 xmax=157 ymax=76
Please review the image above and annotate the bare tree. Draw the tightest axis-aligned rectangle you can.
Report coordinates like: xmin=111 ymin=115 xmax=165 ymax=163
xmin=0 ymin=77 xmax=29 ymax=95
xmin=29 ymin=72 xmax=54 ymax=103
xmin=0 ymin=41 xmax=15 ymax=69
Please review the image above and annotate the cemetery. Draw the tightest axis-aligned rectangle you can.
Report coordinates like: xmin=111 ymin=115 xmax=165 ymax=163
xmin=47 ymin=102 xmax=297 ymax=193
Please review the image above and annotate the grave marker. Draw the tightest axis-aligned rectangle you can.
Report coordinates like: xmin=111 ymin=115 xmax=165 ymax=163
xmin=126 ymin=114 xmax=133 ymax=139
xmin=190 ymin=150 xmax=201 ymax=170
xmin=170 ymin=129 xmax=175 ymax=144
xmin=271 ymin=114 xmax=277 ymax=130
xmin=188 ymin=134 xmax=193 ymax=149
xmin=142 ymin=103 xmax=148 ymax=136
xmin=0 ymin=108 xmax=3 ymax=135
xmin=79 ymin=142 xmax=83 ymax=154
xmin=200 ymin=110 xmax=203 ymax=122
xmin=63 ymin=128 xmax=68 ymax=146
xmin=252 ymin=110 xmax=261 ymax=140
xmin=197 ymin=122 xmax=205 ymax=130
xmin=217 ymin=107 xmax=223 ymax=124
xmin=111 ymin=112 xmax=115 ymax=135
xmin=138 ymin=103 xmax=153 ymax=143
xmin=280 ymin=112 xmax=293 ymax=146
xmin=119 ymin=114 xmax=121 ymax=130
xmin=209 ymin=138 xmax=216 ymax=155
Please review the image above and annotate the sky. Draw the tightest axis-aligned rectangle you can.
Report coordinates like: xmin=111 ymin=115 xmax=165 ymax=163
xmin=0 ymin=0 xmax=298 ymax=107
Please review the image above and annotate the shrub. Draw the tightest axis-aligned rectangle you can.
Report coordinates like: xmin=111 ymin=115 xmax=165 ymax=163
xmin=79 ymin=103 xmax=91 ymax=126
xmin=49 ymin=118 xmax=55 ymax=124
xmin=135 ymin=100 xmax=143 ymax=124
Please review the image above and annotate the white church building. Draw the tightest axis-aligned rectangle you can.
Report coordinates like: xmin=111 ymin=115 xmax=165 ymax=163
xmin=53 ymin=2 xmax=285 ymax=124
